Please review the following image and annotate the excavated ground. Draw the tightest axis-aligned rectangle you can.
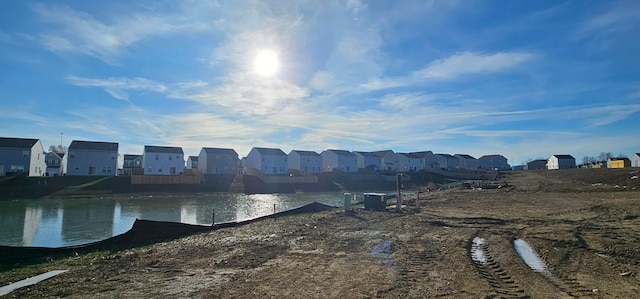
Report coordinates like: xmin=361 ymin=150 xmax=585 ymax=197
xmin=2 ymin=168 xmax=640 ymax=298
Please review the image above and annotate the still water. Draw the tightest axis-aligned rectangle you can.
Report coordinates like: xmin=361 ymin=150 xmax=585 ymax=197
xmin=0 ymin=192 xmax=344 ymax=248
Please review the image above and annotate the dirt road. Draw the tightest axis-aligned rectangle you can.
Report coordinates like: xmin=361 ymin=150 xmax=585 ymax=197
xmin=2 ymin=169 xmax=640 ymax=298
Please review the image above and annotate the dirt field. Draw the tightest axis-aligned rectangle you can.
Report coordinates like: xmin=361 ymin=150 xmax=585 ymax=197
xmin=2 ymin=168 xmax=640 ymax=298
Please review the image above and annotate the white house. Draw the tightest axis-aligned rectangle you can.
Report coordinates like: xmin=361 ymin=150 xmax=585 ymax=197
xmin=142 ymin=145 xmax=185 ymax=175
xmin=455 ymin=154 xmax=479 ymax=169
xmin=435 ymin=154 xmax=459 ymax=169
xmin=45 ymin=152 xmax=64 ymax=176
xmin=397 ymin=153 xmax=422 ymax=172
xmin=246 ymin=147 xmax=288 ymax=174
xmin=288 ymin=150 xmax=322 ymax=173
xmin=632 ymin=153 xmax=640 ymax=167
xmin=372 ymin=150 xmax=399 ymax=172
xmin=198 ymin=148 xmax=238 ymax=174
xmin=321 ymin=149 xmax=357 ymax=172
xmin=186 ymin=156 xmax=199 ymax=169
xmin=410 ymin=151 xmax=438 ymax=170
xmin=0 ymin=137 xmax=46 ymax=176
xmin=547 ymin=155 xmax=576 ymax=170
xmin=122 ymin=154 xmax=142 ymax=176
xmin=478 ymin=154 xmax=510 ymax=170
xmin=65 ymin=140 xmax=118 ymax=176
xmin=353 ymin=151 xmax=382 ymax=171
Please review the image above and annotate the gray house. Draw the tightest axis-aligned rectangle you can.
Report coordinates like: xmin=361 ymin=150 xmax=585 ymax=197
xmin=478 ymin=154 xmax=510 ymax=170
xmin=122 ymin=154 xmax=143 ymax=175
xmin=288 ymin=150 xmax=322 ymax=173
xmin=198 ymin=148 xmax=238 ymax=174
xmin=526 ymin=159 xmax=547 ymax=170
xmin=186 ymin=156 xmax=199 ymax=169
xmin=454 ymin=154 xmax=479 ymax=169
xmin=0 ymin=137 xmax=46 ymax=176
xmin=410 ymin=151 xmax=438 ymax=169
xmin=65 ymin=140 xmax=118 ymax=175
xmin=321 ymin=149 xmax=357 ymax=172
xmin=372 ymin=150 xmax=399 ymax=172
xmin=435 ymin=154 xmax=459 ymax=169
xmin=45 ymin=152 xmax=64 ymax=176
xmin=246 ymin=147 xmax=287 ymax=174
xmin=353 ymin=151 xmax=382 ymax=171
xmin=632 ymin=153 xmax=640 ymax=168
xmin=397 ymin=153 xmax=422 ymax=172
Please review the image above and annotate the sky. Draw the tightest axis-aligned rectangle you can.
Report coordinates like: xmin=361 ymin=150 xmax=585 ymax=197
xmin=1 ymin=0 xmax=639 ymax=166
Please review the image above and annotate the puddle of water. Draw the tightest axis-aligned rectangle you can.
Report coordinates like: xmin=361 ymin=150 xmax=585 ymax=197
xmin=471 ymin=237 xmax=487 ymax=264
xmin=514 ymin=239 xmax=548 ymax=274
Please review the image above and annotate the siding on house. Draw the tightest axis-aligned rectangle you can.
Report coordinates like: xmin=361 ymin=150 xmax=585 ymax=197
xmin=288 ymin=150 xmax=322 ymax=173
xmin=45 ymin=152 xmax=64 ymax=176
xmin=435 ymin=154 xmax=459 ymax=169
xmin=246 ymin=147 xmax=287 ymax=174
xmin=186 ymin=156 xmax=199 ymax=169
xmin=0 ymin=137 xmax=46 ymax=176
xmin=321 ymin=149 xmax=357 ymax=172
xmin=122 ymin=154 xmax=143 ymax=175
xmin=547 ymin=155 xmax=576 ymax=170
xmin=142 ymin=145 xmax=185 ymax=175
xmin=632 ymin=153 xmax=640 ymax=167
xmin=198 ymin=148 xmax=238 ymax=174
xmin=65 ymin=140 xmax=118 ymax=176
xmin=454 ymin=154 xmax=479 ymax=169
xmin=608 ymin=157 xmax=631 ymax=168
xmin=372 ymin=150 xmax=399 ymax=172
xmin=353 ymin=151 xmax=382 ymax=171
xmin=397 ymin=153 xmax=422 ymax=172
xmin=410 ymin=151 xmax=438 ymax=169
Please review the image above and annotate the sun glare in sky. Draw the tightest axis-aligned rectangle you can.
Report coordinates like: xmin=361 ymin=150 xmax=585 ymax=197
xmin=253 ymin=50 xmax=280 ymax=76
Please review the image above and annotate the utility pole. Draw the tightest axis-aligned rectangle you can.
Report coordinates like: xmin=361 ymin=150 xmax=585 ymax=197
xmin=60 ymin=132 xmax=64 ymax=146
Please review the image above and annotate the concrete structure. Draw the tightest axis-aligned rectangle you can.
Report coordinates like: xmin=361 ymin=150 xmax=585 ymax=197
xmin=197 ymin=148 xmax=238 ymax=174
xmin=0 ymin=137 xmax=46 ymax=176
xmin=454 ymin=154 xmax=479 ymax=169
xmin=65 ymin=140 xmax=118 ymax=176
xmin=608 ymin=157 xmax=631 ymax=168
xmin=547 ymin=155 xmax=576 ymax=170
xmin=435 ymin=154 xmax=459 ymax=169
xmin=122 ymin=154 xmax=142 ymax=176
xmin=632 ymin=153 xmax=640 ymax=167
xmin=288 ymin=150 xmax=322 ymax=173
xmin=321 ymin=149 xmax=357 ymax=172
xmin=372 ymin=150 xmax=399 ymax=172
xmin=246 ymin=147 xmax=287 ymax=174
xmin=526 ymin=159 xmax=547 ymax=170
xmin=478 ymin=154 xmax=510 ymax=170
xmin=410 ymin=151 xmax=438 ymax=170
xmin=45 ymin=152 xmax=64 ymax=176
xmin=186 ymin=156 xmax=198 ymax=169
xmin=353 ymin=151 xmax=382 ymax=171
xmin=397 ymin=153 xmax=422 ymax=172
xmin=142 ymin=145 xmax=185 ymax=175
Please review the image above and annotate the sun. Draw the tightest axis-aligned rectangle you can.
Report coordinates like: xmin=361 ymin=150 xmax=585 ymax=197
xmin=253 ymin=50 xmax=280 ymax=76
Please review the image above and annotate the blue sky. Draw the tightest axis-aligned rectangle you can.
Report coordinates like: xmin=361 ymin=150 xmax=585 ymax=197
xmin=1 ymin=0 xmax=639 ymax=165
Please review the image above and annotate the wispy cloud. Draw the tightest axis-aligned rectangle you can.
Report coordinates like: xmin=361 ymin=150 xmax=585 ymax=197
xmin=66 ymin=76 xmax=167 ymax=101
xmin=362 ymin=51 xmax=535 ymax=90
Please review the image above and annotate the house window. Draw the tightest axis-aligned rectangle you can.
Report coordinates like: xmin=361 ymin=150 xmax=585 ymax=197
xmin=148 ymin=167 xmax=152 ymax=173
xmin=22 ymin=150 xmax=29 ymax=158
xmin=102 ymin=166 xmax=107 ymax=173
xmin=69 ymin=152 xmax=75 ymax=158
xmin=110 ymin=153 xmax=116 ymax=160
xmin=159 ymin=167 xmax=163 ymax=173
xmin=107 ymin=166 xmax=112 ymax=173
xmin=176 ymin=155 xmax=180 ymax=159
xmin=169 ymin=155 xmax=173 ymax=160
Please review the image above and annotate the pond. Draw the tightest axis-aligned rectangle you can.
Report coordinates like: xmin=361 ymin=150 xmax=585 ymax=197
xmin=0 ymin=192 xmax=345 ymax=248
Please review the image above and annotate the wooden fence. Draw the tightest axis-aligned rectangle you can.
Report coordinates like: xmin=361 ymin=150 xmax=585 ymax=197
xmin=131 ymin=169 xmax=203 ymax=185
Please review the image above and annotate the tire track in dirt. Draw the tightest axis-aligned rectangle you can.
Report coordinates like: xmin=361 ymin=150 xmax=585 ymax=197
xmin=469 ymin=236 xmax=529 ymax=299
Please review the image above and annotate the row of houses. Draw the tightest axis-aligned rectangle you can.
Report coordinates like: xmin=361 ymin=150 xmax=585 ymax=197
xmin=3 ymin=136 xmax=637 ymax=177
xmin=523 ymin=154 xmax=640 ymax=170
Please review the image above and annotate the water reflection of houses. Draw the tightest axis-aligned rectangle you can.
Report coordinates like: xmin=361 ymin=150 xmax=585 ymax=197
xmin=134 ymin=201 xmax=183 ymax=223
xmin=0 ymin=201 xmax=27 ymax=245
xmin=22 ymin=205 xmax=43 ymax=246
xmin=62 ymin=200 xmax=115 ymax=243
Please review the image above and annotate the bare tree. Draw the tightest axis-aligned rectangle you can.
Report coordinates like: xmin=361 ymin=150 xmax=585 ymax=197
xmin=597 ymin=152 xmax=612 ymax=162
xmin=49 ymin=145 xmax=67 ymax=154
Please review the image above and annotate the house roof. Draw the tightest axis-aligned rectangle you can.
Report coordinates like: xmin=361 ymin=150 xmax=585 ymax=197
xmin=397 ymin=153 xmax=419 ymax=158
xmin=123 ymin=154 xmax=141 ymax=161
xmin=290 ymin=150 xmax=320 ymax=157
xmin=353 ymin=151 xmax=380 ymax=158
xmin=144 ymin=145 xmax=183 ymax=154
xmin=252 ymin=147 xmax=286 ymax=156
xmin=479 ymin=154 xmax=505 ymax=160
xmin=609 ymin=157 xmax=631 ymax=162
xmin=551 ymin=154 xmax=574 ymax=159
xmin=0 ymin=137 xmax=39 ymax=149
xmin=69 ymin=140 xmax=118 ymax=151
xmin=527 ymin=159 xmax=547 ymax=164
xmin=202 ymin=148 xmax=238 ymax=155
xmin=410 ymin=151 xmax=433 ymax=158
xmin=372 ymin=150 xmax=394 ymax=157
xmin=188 ymin=156 xmax=199 ymax=161
xmin=436 ymin=153 xmax=456 ymax=159
xmin=324 ymin=149 xmax=356 ymax=157
xmin=455 ymin=154 xmax=476 ymax=160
